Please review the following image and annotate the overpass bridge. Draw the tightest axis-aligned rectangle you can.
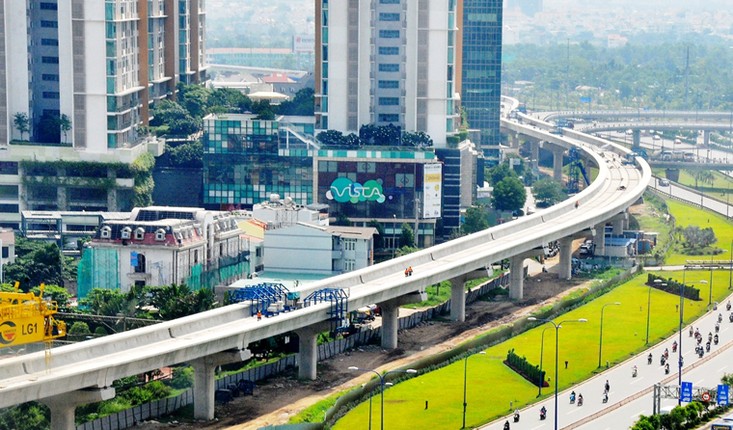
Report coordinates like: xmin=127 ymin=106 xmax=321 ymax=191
xmin=0 ymin=98 xmax=650 ymax=430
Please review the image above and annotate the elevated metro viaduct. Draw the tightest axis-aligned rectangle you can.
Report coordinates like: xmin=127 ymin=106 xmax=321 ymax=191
xmin=0 ymin=98 xmax=650 ymax=430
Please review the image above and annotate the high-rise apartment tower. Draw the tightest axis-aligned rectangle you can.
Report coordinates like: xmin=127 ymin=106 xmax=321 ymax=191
xmin=314 ymin=0 xmax=462 ymax=147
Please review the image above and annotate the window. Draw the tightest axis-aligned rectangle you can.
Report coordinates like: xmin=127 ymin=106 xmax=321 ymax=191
xmin=155 ymin=228 xmax=166 ymax=241
xmin=378 ymin=30 xmax=400 ymax=39
xmin=42 ymin=74 xmax=59 ymax=81
xmin=40 ymin=20 xmax=58 ymax=28
xmin=378 ymin=63 xmax=399 ymax=72
xmin=380 ymin=0 xmax=400 ymax=3
xmin=378 ymin=47 xmax=399 ymax=55
xmin=379 ymin=13 xmax=400 ymax=21
xmin=378 ymin=97 xmax=399 ymax=106
xmin=100 ymin=226 xmax=111 ymax=239
xmin=344 ymin=259 xmax=355 ymax=271
xmin=134 ymin=254 xmax=146 ymax=273
xmin=42 ymin=56 xmax=59 ymax=64
xmin=134 ymin=227 xmax=145 ymax=240
xmin=378 ymin=114 xmax=399 ymax=122
xmin=121 ymin=226 xmax=132 ymax=239
xmin=343 ymin=239 xmax=356 ymax=251
xmin=42 ymin=91 xmax=60 ymax=99
xmin=40 ymin=2 xmax=58 ymax=10
xmin=41 ymin=38 xmax=58 ymax=46
xmin=378 ymin=80 xmax=399 ymax=89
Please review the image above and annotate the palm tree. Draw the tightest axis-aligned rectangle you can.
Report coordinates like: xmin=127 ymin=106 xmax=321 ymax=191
xmin=59 ymin=114 xmax=72 ymax=143
xmin=13 ymin=112 xmax=30 ymax=140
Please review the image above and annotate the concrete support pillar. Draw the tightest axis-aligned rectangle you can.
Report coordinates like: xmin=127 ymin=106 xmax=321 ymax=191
xmin=42 ymin=388 xmax=115 ymax=430
xmin=379 ymin=292 xmax=427 ymax=349
xmin=511 ymin=133 xmax=520 ymax=148
xmin=612 ymin=218 xmax=625 ymax=235
xmin=594 ymin=223 xmax=606 ymax=256
xmin=192 ymin=350 xmax=251 ymax=420
xmin=558 ymin=237 xmax=573 ymax=280
xmin=294 ymin=322 xmax=331 ymax=381
xmin=450 ymin=276 xmax=467 ymax=322
xmin=553 ymin=149 xmax=564 ymax=181
xmin=509 ymin=255 xmax=525 ymax=300
xmin=632 ymin=129 xmax=641 ymax=150
xmin=703 ymin=130 xmax=710 ymax=147
xmin=531 ymin=142 xmax=540 ymax=170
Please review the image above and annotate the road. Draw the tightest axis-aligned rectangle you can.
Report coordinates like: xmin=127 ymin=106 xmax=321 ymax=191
xmin=480 ymin=295 xmax=733 ymax=430
xmin=649 ymin=177 xmax=733 ymax=219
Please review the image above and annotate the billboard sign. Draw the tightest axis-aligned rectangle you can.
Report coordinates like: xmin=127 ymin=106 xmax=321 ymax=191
xmin=327 ymin=177 xmax=386 ymax=204
xmin=422 ymin=163 xmax=442 ymax=219
xmin=717 ymin=384 xmax=729 ymax=406
xmin=293 ymin=35 xmax=315 ymax=53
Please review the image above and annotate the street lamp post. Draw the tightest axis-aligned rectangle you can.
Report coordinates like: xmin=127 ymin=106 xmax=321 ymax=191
xmin=598 ymin=302 xmax=621 ymax=368
xmin=678 ymin=268 xmax=686 ymax=405
xmin=348 ymin=367 xmax=417 ymax=430
xmin=462 ymin=351 xmax=486 ymax=429
xmin=729 ymin=239 xmax=732 ymax=289
xmin=528 ymin=317 xmax=588 ymax=430
xmin=646 ymin=281 xmax=659 ymax=345
xmin=538 ymin=326 xmax=553 ymax=397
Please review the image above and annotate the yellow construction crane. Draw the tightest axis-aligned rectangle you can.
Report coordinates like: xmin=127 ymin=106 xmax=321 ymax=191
xmin=0 ymin=282 xmax=67 ymax=348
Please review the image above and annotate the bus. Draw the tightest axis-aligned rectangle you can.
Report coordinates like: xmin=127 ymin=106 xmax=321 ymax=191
xmin=710 ymin=413 xmax=733 ymax=430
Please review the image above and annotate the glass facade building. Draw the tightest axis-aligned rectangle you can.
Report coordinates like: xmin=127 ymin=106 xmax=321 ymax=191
xmin=461 ymin=0 xmax=503 ymax=164
xmin=202 ymin=114 xmax=315 ymax=208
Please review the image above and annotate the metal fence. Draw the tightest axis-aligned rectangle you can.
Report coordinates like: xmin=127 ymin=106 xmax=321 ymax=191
xmin=77 ymin=273 xmax=510 ymax=430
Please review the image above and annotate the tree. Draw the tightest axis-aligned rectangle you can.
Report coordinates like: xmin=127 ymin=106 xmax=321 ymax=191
xmin=690 ymin=169 xmax=714 ymax=190
xmin=208 ymin=87 xmax=250 ymax=113
xmin=13 ymin=112 xmax=30 ymax=140
xmin=30 ymin=284 xmax=71 ymax=312
xmin=252 ymin=100 xmax=276 ymax=120
xmin=367 ymin=219 xmax=385 ymax=249
xmin=317 ymin=129 xmax=346 ymax=147
xmin=401 ymin=131 xmax=433 ymax=148
xmin=59 ymin=114 xmax=71 ymax=143
xmin=491 ymin=176 xmax=527 ymax=212
xmin=177 ymin=83 xmax=209 ymax=118
xmin=532 ymin=179 xmax=566 ymax=206
xmin=488 ymin=162 xmax=519 ymax=186
xmin=167 ymin=141 xmax=203 ymax=167
xmin=79 ymin=287 xmax=144 ymax=318
xmin=680 ymin=225 xmax=717 ymax=250
xmin=400 ymin=223 xmax=415 ymax=248
xmin=276 ymin=88 xmax=315 ymax=116
xmin=2 ymin=238 xmax=65 ymax=290
xmin=146 ymin=284 xmax=216 ymax=320
xmin=462 ymin=205 xmax=489 ymax=234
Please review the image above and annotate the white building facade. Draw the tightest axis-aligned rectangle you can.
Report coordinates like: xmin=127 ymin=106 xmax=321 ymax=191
xmin=314 ymin=0 xmax=461 ymax=147
xmin=264 ymin=223 xmax=376 ymax=275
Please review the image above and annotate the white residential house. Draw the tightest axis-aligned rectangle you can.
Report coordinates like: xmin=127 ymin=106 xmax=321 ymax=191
xmin=78 ymin=207 xmax=250 ymax=297
xmin=264 ymin=223 xmax=377 ymax=275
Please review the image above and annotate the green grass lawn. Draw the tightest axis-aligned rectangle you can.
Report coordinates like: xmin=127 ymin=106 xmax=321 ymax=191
xmin=333 ymin=270 xmax=733 ymax=430
xmin=664 ymin=199 xmax=733 ymax=265
xmin=331 ymin=198 xmax=733 ymax=430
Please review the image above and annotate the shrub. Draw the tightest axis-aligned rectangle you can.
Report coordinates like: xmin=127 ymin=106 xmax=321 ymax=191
xmin=169 ymin=366 xmax=194 ymax=389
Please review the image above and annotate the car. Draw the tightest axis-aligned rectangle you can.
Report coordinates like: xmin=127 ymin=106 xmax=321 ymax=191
xmin=659 ymin=179 xmax=670 ymax=186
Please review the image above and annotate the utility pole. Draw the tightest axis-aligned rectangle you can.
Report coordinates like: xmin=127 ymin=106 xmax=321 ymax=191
xmin=684 ymin=46 xmax=690 ymax=108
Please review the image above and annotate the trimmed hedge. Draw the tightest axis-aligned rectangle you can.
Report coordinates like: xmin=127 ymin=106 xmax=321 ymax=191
xmin=646 ymin=273 xmax=701 ymax=301
xmin=505 ymin=348 xmax=547 ymax=388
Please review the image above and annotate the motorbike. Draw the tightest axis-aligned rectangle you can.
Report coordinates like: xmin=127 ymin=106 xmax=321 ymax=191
xmin=632 ymin=367 xmax=638 ymax=378
xmin=672 ymin=342 xmax=678 ymax=353
xmin=504 ymin=421 xmax=510 ymax=430
xmin=577 ymin=396 xmax=584 ymax=407
xmin=727 ymin=301 xmax=731 ymax=311
xmin=714 ymin=334 xmax=719 ymax=345
xmin=698 ymin=347 xmax=704 ymax=358
xmin=570 ymin=392 xmax=576 ymax=404
xmin=716 ymin=324 xmax=720 ymax=333
xmin=602 ymin=393 xmax=608 ymax=404
xmin=513 ymin=413 xmax=520 ymax=423
xmin=706 ymin=342 xmax=711 ymax=352
xmin=660 ymin=356 xmax=666 ymax=366
xmin=719 ymin=313 xmax=723 ymax=324
xmin=729 ymin=313 xmax=733 ymax=323
xmin=664 ymin=364 xmax=670 ymax=375
xmin=540 ymin=408 xmax=547 ymax=421
xmin=647 ymin=354 xmax=653 ymax=365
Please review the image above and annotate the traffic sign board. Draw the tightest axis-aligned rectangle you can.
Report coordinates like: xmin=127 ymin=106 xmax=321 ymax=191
xmin=702 ymin=392 xmax=711 ymax=402
xmin=717 ymin=384 xmax=729 ymax=406
xmin=680 ymin=381 xmax=693 ymax=403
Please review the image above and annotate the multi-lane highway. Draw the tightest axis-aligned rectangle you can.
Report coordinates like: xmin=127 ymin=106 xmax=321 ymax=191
xmin=481 ymin=298 xmax=733 ymax=430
